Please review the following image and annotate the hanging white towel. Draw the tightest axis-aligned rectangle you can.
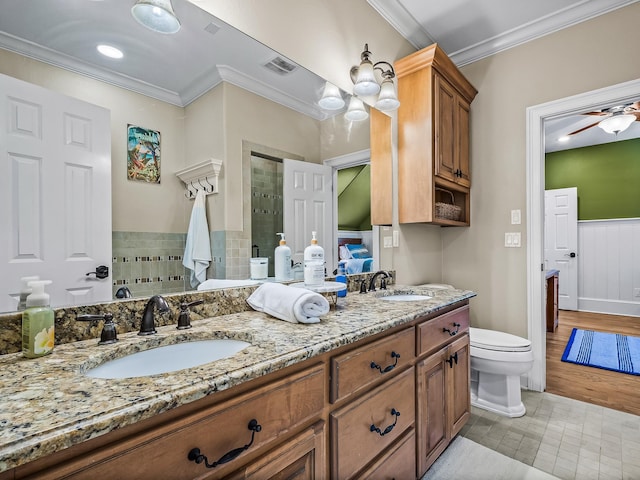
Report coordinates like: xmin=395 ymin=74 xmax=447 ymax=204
xmin=247 ymin=283 xmax=330 ymax=324
xmin=183 ymin=189 xmax=212 ymax=288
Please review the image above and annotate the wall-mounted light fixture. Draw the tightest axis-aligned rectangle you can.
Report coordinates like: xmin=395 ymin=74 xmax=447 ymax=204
xmin=344 ymin=97 xmax=368 ymax=121
xmin=318 ymin=82 xmax=345 ymax=110
xmin=131 ymin=0 xmax=181 ymax=34
xmin=350 ymin=43 xmax=399 ymax=112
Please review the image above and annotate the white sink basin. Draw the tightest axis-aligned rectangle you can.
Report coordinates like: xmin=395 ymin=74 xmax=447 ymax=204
xmin=379 ymin=294 xmax=432 ymax=302
xmin=85 ymin=339 xmax=251 ymax=379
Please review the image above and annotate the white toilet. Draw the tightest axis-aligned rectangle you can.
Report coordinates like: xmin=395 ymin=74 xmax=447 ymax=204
xmin=469 ymin=327 xmax=534 ymax=418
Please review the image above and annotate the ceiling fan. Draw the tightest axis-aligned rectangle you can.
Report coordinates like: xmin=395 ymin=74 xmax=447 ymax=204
xmin=567 ymin=101 xmax=640 ymax=136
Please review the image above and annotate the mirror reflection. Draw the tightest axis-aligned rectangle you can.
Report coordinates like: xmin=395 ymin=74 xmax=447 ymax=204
xmin=0 ymin=0 xmax=378 ymax=313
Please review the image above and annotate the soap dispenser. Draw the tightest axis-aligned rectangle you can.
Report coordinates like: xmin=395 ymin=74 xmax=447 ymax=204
xmin=22 ymin=280 xmax=55 ymax=358
xmin=274 ymin=233 xmax=292 ymax=281
xmin=17 ymin=275 xmax=40 ymax=311
xmin=303 ymin=231 xmax=325 ymax=287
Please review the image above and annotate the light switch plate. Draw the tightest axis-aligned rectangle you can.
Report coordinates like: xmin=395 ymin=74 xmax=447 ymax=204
xmin=505 ymin=232 xmax=522 ymax=248
xmin=511 ymin=209 xmax=521 ymax=225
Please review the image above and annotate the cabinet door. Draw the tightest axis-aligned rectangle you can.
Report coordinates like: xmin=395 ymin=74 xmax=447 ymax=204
xmin=455 ymin=96 xmax=471 ymax=187
xmin=434 ymin=75 xmax=456 ymax=184
xmin=416 ymin=347 xmax=448 ymax=476
xmin=447 ymin=334 xmax=470 ymax=439
xmin=228 ymin=422 xmax=326 ymax=480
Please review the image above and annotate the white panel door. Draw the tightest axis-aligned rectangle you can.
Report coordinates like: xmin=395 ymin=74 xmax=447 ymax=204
xmin=0 ymin=73 xmax=112 ymax=311
xmin=283 ymin=159 xmax=333 ymax=272
xmin=544 ymin=187 xmax=578 ymax=310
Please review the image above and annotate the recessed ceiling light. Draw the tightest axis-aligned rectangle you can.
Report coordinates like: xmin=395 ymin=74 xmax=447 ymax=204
xmin=97 ymin=44 xmax=124 ymax=59
xmin=558 ymin=136 xmax=570 ymax=142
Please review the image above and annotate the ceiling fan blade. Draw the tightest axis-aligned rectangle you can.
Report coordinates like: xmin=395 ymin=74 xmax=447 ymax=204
xmin=567 ymin=119 xmax=602 ymax=136
xmin=630 ymin=101 xmax=640 ymax=111
xmin=581 ymin=111 xmax=609 ymax=116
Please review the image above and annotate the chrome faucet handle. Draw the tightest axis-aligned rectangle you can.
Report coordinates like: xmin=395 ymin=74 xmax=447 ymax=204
xmin=177 ymin=300 xmax=204 ymax=330
xmin=76 ymin=313 xmax=118 ymax=345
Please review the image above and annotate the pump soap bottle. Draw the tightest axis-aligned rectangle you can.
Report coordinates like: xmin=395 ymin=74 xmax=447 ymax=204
xmin=22 ymin=280 xmax=55 ymax=358
xmin=274 ymin=233 xmax=292 ymax=281
xmin=304 ymin=231 xmax=325 ymax=287
xmin=17 ymin=275 xmax=40 ymax=311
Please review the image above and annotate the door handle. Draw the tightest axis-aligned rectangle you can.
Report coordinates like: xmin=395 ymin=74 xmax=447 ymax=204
xmin=86 ymin=265 xmax=109 ymax=279
xmin=564 ymin=252 xmax=576 ymax=258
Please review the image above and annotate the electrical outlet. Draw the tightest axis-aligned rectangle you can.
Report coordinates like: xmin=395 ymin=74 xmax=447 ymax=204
xmin=392 ymin=230 xmax=399 ymax=247
xmin=511 ymin=209 xmax=521 ymax=225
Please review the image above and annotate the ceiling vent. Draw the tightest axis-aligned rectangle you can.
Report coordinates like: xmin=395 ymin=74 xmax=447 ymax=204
xmin=204 ymin=22 xmax=220 ymax=36
xmin=263 ymin=56 xmax=298 ymax=75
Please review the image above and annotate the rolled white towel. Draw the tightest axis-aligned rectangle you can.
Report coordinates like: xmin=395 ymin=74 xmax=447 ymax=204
xmin=247 ymin=283 xmax=330 ymax=324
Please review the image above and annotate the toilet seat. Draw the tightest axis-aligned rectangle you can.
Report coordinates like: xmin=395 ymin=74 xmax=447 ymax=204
xmin=469 ymin=327 xmax=531 ymax=352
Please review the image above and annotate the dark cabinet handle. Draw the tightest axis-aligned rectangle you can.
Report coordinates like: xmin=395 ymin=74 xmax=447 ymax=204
xmin=446 ymin=352 xmax=458 ymax=368
xmin=188 ymin=419 xmax=261 ymax=469
xmin=371 ymin=351 xmax=400 ymax=374
xmin=443 ymin=322 xmax=461 ymax=336
xmin=370 ymin=409 xmax=400 ymax=436
xmin=86 ymin=265 xmax=109 ymax=279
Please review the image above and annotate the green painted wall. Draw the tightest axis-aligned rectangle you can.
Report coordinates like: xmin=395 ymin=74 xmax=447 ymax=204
xmin=545 ymin=138 xmax=640 ymax=220
xmin=337 ymin=165 xmax=372 ymax=231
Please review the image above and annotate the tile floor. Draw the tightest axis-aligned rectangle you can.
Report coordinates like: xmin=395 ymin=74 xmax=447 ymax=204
xmin=460 ymin=391 xmax=640 ymax=480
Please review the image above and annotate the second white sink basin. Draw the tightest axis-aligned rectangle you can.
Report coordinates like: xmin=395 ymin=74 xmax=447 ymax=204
xmin=379 ymin=294 xmax=432 ymax=302
xmin=85 ymin=339 xmax=251 ymax=379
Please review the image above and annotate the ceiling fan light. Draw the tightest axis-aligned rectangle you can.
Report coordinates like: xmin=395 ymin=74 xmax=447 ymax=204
xmin=598 ymin=114 xmax=635 ymax=135
xmin=374 ymin=78 xmax=400 ymax=111
xmin=132 ymin=0 xmax=181 ymax=34
xmin=318 ymin=82 xmax=345 ymax=110
xmin=344 ymin=96 xmax=368 ymax=121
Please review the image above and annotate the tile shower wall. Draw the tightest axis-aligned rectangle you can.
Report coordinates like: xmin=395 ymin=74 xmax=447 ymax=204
xmin=251 ymin=156 xmax=283 ymax=277
xmin=112 ymin=232 xmax=188 ymax=297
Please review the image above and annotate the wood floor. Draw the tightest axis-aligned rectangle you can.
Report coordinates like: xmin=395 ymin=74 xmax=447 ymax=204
xmin=546 ymin=310 xmax=640 ymax=416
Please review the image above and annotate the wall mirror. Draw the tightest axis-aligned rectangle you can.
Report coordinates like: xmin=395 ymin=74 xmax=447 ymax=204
xmin=0 ymin=0 xmax=382 ymax=313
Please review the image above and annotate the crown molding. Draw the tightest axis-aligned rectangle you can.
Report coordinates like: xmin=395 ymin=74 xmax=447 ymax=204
xmin=367 ymin=0 xmax=434 ymax=50
xmin=450 ymin=0 xmax=639 ymax=66
xmin=368 ymin=0 xmax=638 ymax=67
xmin=216 ymin=65 xmax=328 ymax=120
xmin=0 ymin=31 xmax=184 ymax=106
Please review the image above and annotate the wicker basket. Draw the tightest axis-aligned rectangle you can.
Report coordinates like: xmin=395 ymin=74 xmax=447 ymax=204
xmin=435 ymin=188 xmax=462 ymax=221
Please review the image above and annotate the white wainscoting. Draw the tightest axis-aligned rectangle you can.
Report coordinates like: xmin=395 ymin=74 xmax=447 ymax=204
xmin=578 ymin=218 xmax=640 ymax=317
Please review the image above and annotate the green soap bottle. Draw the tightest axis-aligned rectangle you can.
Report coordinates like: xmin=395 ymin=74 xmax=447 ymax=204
xmin=22 ymin=280 xmax=55 ymax=358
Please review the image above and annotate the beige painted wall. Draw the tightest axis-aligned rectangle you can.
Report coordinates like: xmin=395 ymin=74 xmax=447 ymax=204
xmin=0 ymin=48 xmax=188 ymax=234
xmin=450 ymin=3 xmax=640 ymax=336
xmin=223 ymin=82 xmax=322 ymax=231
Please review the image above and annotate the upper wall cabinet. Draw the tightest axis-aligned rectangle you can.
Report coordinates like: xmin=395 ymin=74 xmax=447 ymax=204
xmin=395 ymin=44 xmax=477 ymax=226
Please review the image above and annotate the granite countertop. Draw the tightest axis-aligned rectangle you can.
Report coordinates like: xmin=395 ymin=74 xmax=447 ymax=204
xmin=0 ymin=284 xmax=475 ymax=472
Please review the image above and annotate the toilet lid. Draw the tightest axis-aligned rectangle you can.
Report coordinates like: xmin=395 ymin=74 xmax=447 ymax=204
xmin=469 ymin=327 xmax=531 ymax=352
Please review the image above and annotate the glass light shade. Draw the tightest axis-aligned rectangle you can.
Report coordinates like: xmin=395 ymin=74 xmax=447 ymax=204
xmin=598 ymin=114 xmax=635 ymax=134
xmin=344 ymin=97 xmax=368 ymax=121
xmin=318 ymin=82 xmax=345 ymax=110
xmin=374 ymin=79 xmax=400 ymax=111
xmin=353 ymin=61 xmax=380 ymax=96
xmin=131 ymin=0 xmax=181 ymax=34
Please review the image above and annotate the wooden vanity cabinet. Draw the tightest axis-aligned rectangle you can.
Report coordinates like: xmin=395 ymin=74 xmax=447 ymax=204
xmin=6 ymin=301 xmax=472 ymax=480
xmin=395 ymin=43 xmax=477 ymax=226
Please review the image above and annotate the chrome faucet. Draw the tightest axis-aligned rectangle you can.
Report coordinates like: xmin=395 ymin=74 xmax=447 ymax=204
xmin=368 ymin=271 xmax=390 ymax=292
xmin=139 ymin=295 xmax=169 ymax=336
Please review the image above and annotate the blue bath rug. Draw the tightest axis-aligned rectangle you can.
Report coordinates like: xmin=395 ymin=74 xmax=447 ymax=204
xmin=561 ymin=328 xmax=640 ymax=376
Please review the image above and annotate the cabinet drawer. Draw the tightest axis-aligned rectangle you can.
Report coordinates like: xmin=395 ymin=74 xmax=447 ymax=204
xmin=52 ymin=365 xmax=325 ymax=480
xmin=331 ymin=327 xmax=415 ymax=403
xmin=417 ymin=305 xmax=469 ymax=356
xmin=356 ymin=427 xmax=416 ymax=480
xmin=331 ymin=367 xmax=415 ymax=480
